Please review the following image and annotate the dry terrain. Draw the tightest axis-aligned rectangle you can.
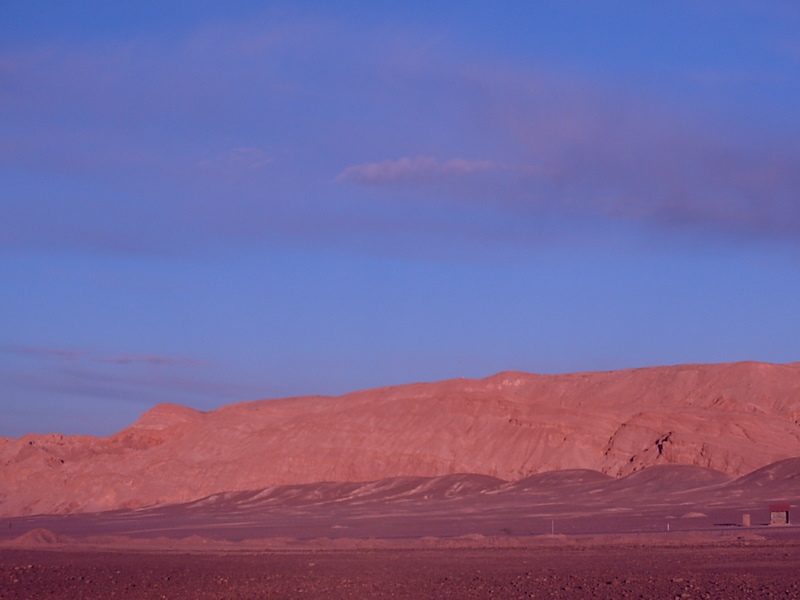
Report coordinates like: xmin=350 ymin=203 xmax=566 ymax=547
xmin=1 ymin=456 xmax=798 ymax=550
xmin=2 ymin=361 xmax=800 ymax=517
xmin=3 ymin=543 xmax=800 ymax=599
xmin=2 ymin=361 xmax=800 ymax=598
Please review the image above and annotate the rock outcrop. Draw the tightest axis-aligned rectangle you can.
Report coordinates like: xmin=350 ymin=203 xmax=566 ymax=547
xmin=1 ymin=361 xmax=799 ymax=516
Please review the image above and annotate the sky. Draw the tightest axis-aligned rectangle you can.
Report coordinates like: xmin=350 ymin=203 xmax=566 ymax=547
xmin=2 ymin=1 xmax=799 ymax=438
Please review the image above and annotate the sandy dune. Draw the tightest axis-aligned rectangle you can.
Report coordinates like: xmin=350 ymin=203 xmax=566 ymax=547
xmin=2 ymin=360 xmax=800 ymax=517
xmin=1 ymin=458 xmax=798 ymax=548
xmin=1 ymin=446 xmax=799 ymax=600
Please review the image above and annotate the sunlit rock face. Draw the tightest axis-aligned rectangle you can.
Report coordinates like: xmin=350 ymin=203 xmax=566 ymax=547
xmin=2 ymin=361 xmax=799 ymax=516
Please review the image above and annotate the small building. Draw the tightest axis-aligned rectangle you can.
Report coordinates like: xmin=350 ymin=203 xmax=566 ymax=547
xmin=769 ymin=504 xmax=790 ymax=525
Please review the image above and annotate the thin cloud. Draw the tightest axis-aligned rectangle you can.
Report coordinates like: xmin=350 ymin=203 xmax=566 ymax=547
xmin=1 ymin=346 xmax=250 ymax=417
xmin=2 ymin=10 xmax=798 ymax=257
xmin=0 ymin=362 xmax=252 ymax=406
xmin=524 ymin=110 xmax=800 ymax=241
xmin=337 ymin=156 xmax=498 ymax=185
xmin=97 ymin=355 xmax=206 ymax=367
xmin=196 ymin=147 xmax=274 ymax=172
xmin=4 ymin=345 xmax=206 ymax=368
xmin=336 ymin=63 xmax=800 ymax=245
xmin=4 ymin=345 xmax=88 ymax=362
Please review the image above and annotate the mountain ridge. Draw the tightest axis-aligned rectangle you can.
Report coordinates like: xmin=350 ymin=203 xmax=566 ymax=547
xmin=2 ymin=360 xmax=799 ymax=517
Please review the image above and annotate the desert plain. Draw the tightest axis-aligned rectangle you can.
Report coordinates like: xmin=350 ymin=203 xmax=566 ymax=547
xmin=2 ymin=361 xmax=800 ymax=598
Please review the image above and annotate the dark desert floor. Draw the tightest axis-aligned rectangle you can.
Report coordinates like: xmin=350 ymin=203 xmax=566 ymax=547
xmin=3 ymin=542 xmax=800 ymax=600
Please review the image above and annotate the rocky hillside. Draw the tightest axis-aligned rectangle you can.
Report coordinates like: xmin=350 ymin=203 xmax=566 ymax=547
xmin=1 ymin=361 xmax=799 ymax=516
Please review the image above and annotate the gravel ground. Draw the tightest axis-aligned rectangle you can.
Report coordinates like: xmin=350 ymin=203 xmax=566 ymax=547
xmin=2 ymin=542 xmax=800 ymax=599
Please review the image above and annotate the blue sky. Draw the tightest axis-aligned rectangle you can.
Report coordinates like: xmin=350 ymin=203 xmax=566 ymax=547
xmin=2 ymin=1 xmax=799 ymax=437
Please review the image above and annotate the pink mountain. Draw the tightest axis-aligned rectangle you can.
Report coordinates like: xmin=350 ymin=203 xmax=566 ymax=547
xmin=2 ymin=361 xmax=799 ymax=517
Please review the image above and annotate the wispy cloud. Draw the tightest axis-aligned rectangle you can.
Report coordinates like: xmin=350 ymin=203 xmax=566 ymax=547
xmin=4 ymin=345 xmax=88 ymax=362
xmin=1 ymin=345 xmax=248 ymax=417
xmin=4 ymin=345 xmax=205 ymax=368
xmin=2 ymin=10 xmax=798 ymax=257
xmin=335 ymin=60 xmax=800 ymax=245
xmin=0 ymin=362 xmax=250 ymax=406
xmin=336 ymin=156 xmax=498 ymax=185
xmin=196 ymin=147 xmax=274 ymax=172
xmin=97 ymin=355 xmax=206 ymax=367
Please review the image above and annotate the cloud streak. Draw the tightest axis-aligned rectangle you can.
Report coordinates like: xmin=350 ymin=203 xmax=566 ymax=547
xmin=336 ymin=156 xmax=498 ymax=185
xmin=2 ymin=10 xmax=798 ymax=258
xmin=1 ymin=345 xmax=249 ymax=423
xmin=0 ymin=362 xmax=250 ymax=406
xmin=5 ymin=345 xmax=205 ymax=368
xmin=96 ymin=355 xmax=207 ymax=367
xmin=337 ymin=63 xmax=800 ymax=246
xmin=4 ymin=346 xmax=89 ymax=362
xmin=196 ymin=147 xmax=274 ymax=173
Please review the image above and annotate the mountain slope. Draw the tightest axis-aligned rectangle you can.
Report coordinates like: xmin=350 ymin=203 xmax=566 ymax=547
xmin=2 ymin=361 xmax=799 ymax=516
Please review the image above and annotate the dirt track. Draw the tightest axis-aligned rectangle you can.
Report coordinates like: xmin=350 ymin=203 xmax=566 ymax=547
xmin=3 ymin=542 xmax=800 ymax=599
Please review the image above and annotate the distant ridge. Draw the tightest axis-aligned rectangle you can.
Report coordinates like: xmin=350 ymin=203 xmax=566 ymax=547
xmin=1 ymin=361 xmax=800 ymax=516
